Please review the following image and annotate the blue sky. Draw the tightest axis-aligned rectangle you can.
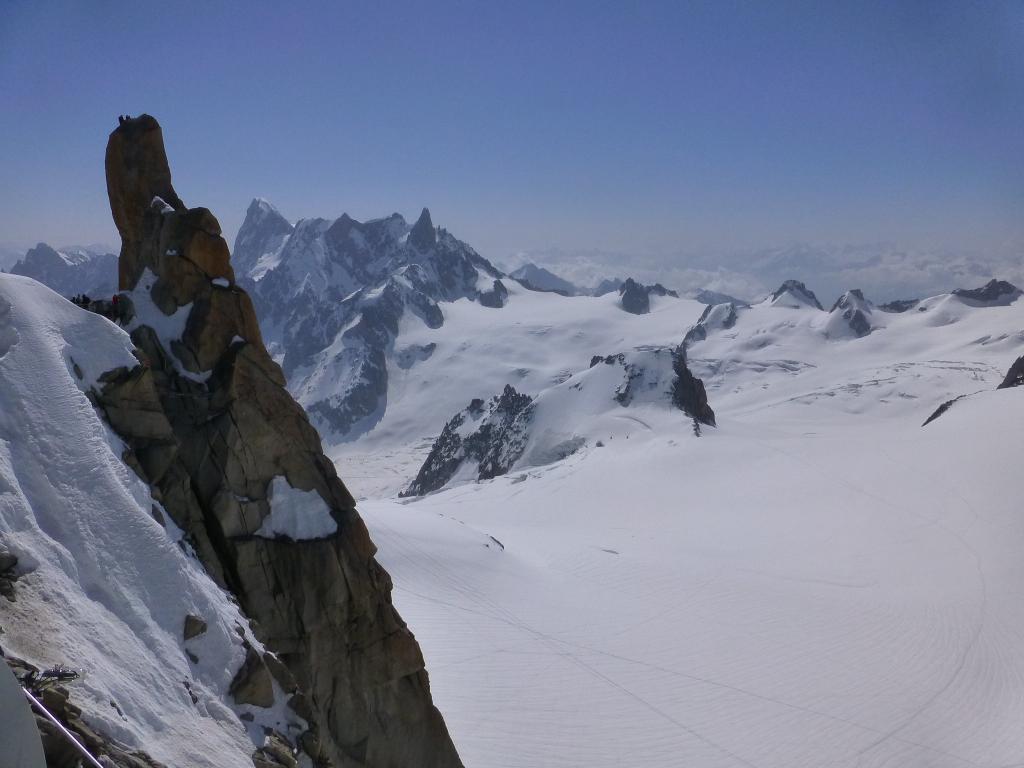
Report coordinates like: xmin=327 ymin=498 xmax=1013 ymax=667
xmin=0 ymin=0 xmax=1021 ymax=261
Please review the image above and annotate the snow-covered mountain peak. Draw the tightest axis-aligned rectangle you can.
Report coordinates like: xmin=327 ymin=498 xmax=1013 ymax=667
xmin=825 ymin=288 xmax=877 ymax=338
xmin=768 ymin=278 xmax=824 ymax=310
xmin=232 ymin=198 xmax=294 ymax=281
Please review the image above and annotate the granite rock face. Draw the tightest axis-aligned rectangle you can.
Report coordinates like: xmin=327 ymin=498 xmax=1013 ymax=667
xmin=99 ymin=115 xmax=462 ymax=768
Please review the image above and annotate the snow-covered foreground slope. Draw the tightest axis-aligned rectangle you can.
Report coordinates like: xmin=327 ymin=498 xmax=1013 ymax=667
xmin=361 ymin=387 xmax=1024 ymax=767
xmin=0 ymin=275 xmax=282 ymax=767
xmin=343 ymin=287 xmax=1024 ymax=766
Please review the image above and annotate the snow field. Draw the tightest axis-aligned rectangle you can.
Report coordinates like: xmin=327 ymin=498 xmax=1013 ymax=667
xmin=345 ymin=284 xmax=1024 ymax=766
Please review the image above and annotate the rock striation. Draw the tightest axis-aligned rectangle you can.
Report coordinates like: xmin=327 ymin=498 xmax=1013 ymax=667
xmin=97 ymin=115 xmax=462 ymax=768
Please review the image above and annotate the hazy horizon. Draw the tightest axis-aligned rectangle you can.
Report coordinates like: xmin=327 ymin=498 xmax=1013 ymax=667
xmin=1 ymin=1 xmax=1022 ymax=275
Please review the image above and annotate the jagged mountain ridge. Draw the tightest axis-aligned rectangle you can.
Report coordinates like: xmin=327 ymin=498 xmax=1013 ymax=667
xmin=9 ymin=242 xmax=118 ymax=297
xmin=233 ymin=199 xmax=506 ymax=438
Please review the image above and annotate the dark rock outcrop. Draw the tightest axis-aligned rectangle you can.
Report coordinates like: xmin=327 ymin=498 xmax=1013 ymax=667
xmin=619 ymin=278 xmax=650 ymax=314
xmin=183 ymin=614 xmax=207 ymax=640
xmin=229 ymin=645 xmax=275 ymax=708
xmin=671 ymin=347 xmax=716 ymax=427
xmin=922 ymin=394 xmax=969 ymax=426
xmin=478 ymin=279 xmax=509 ymax=308
xmin=952 ymin=279 xmax=1022 ymax=307
xmin=998 ymin=355 xmax=1024 ymax=389
xmin=403 ymin=385 xmax=534 ymax=496
xmin=618 ymin=278 xmax=679 ymax=313
xmin=99 ymin=115 xmax=462 ymax=767
xmin=878 ymin=298 xmax=919 ymax=313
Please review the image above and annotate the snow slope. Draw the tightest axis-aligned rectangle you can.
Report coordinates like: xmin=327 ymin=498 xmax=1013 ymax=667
xmin=342 ymin=284 xmax=1024 ymax=767
xmin=331 ymin=281 xmax=701 ymax=496
xmin=0 ymin=275 xmax=293 ymax=767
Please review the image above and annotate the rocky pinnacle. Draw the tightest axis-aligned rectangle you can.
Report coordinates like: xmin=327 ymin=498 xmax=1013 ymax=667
xmin=98 ymin=115 xmax=463 ymax=767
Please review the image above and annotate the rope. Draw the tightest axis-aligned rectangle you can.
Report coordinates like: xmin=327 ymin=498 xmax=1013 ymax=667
xmin=21 ymin=686 xmax=105 ymax=768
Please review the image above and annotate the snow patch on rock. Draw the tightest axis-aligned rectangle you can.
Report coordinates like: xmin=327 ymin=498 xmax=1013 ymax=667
xmin=255 ymin=478 xmax=338 ymax=540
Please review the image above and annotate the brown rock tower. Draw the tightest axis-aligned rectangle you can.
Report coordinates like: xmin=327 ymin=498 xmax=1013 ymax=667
xmin=98 ymin=115 xmax=463 ymax=767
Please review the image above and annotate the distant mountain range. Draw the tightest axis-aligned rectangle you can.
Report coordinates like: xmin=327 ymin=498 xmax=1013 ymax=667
xmin=7 ymin=242 xmax=118 ymax=297
xmin=14 ymin=201 xmax=1024 ymax=496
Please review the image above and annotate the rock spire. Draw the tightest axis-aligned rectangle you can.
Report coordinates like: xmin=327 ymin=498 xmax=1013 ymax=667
xmin=98 ymin=115 xmax=462 ymax=767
